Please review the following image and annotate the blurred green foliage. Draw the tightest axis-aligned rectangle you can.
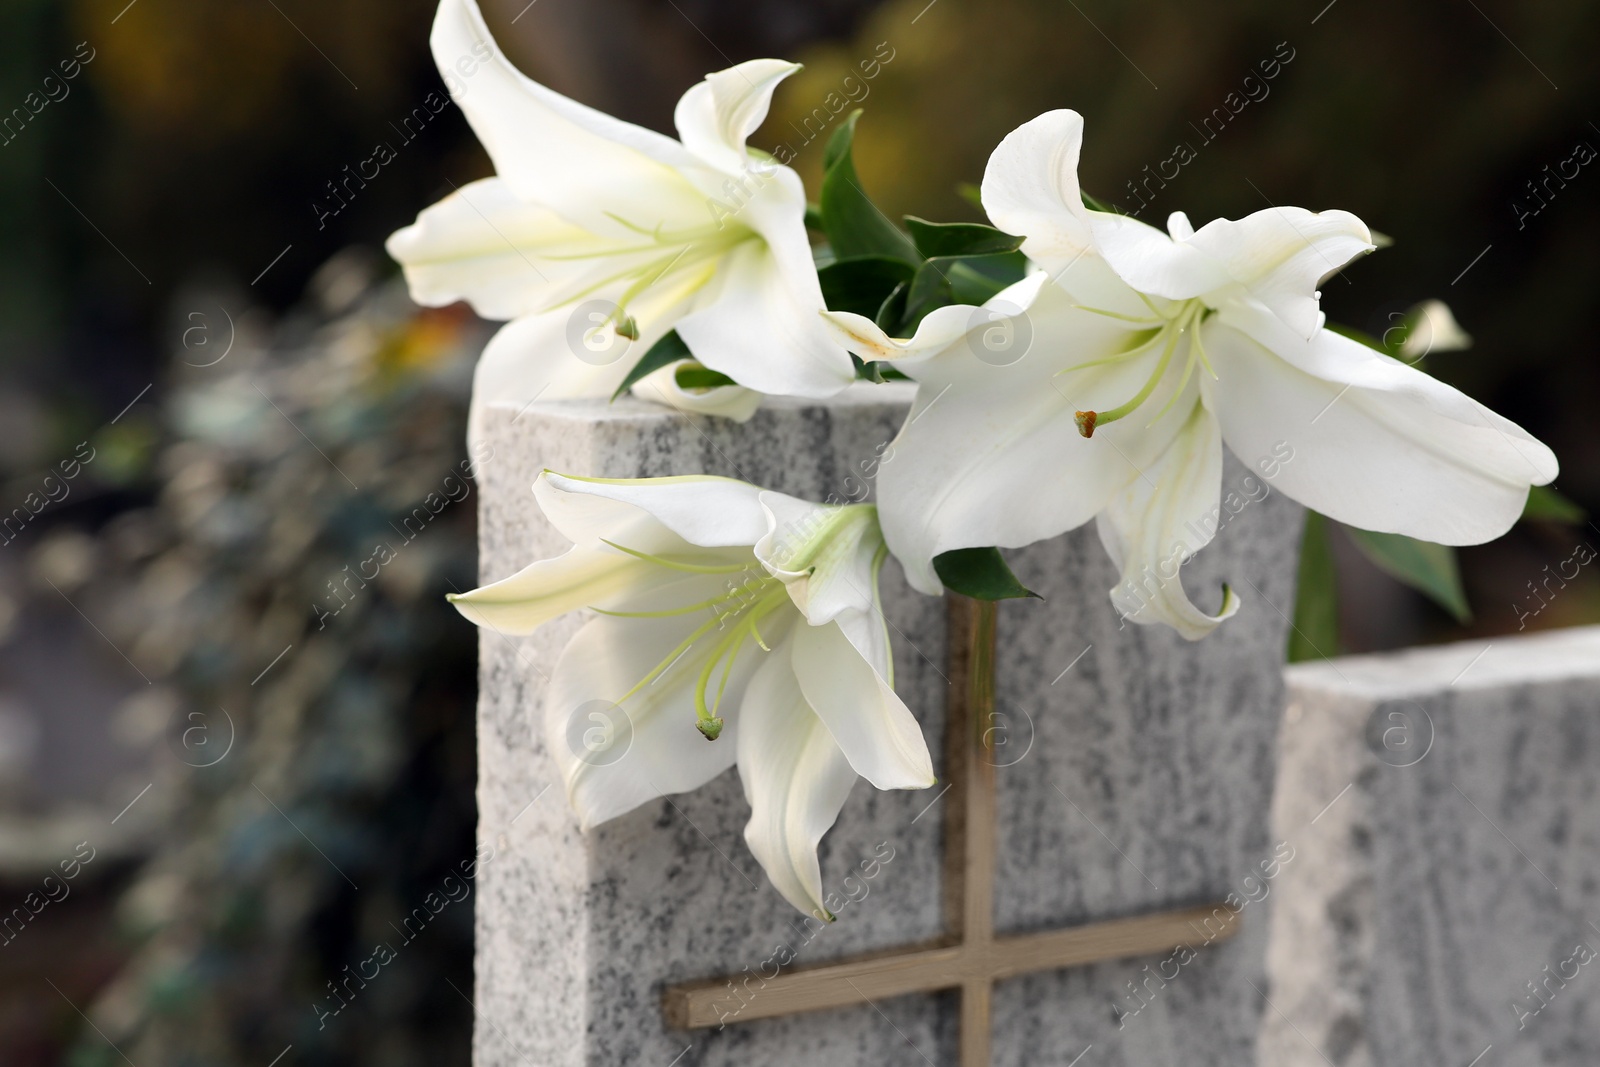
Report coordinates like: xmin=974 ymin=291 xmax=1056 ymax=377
xmin=67 ymin=267 xmax=485 ymax=1067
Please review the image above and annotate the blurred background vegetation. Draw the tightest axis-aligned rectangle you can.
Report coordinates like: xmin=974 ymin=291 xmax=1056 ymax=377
xmin=0 ymin=0 xmax=1594 ymax=1062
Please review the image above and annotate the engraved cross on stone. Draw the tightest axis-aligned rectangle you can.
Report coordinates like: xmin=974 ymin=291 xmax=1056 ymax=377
xmin=663 ymin=597 xmax=1239 ymax=1066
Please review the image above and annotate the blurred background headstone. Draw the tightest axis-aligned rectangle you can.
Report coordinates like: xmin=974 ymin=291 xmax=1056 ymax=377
xmin=1264 ymin=626 xmax=1600 ymax=1067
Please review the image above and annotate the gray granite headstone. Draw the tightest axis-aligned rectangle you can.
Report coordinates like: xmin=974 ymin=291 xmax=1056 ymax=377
xmin=472 ymin=391 xmax=1303 ymax=1066
xmin=1261 ymin=625 xmax=1600 ymax=1067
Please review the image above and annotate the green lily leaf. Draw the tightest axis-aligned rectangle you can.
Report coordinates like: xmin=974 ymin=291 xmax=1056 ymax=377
xmin=804 ymin=203 xmax=825 ymax=231
xmin=933 ymin=547 xmax=1039 ymax=601
xmin=1521 ymin=485 xmax=1586 ymax=523
xmin=611 ymin=330 xmax=690 ymax=400
xmin=945 ymin=251 xmax=1028 ymax=305
xmin=673 ymin=364 xmax=737 ymax=391
xmin=820 ymin=111 xmax=919 ymax=263
xmin=875 ymin=280 xmax=909 ymax=334
xmin=818 ymin=256 xmax=917 ymax=319
xmin=894 ymin=251 xmax=1031 ymax=333
xmin=1289 ymin=511 xmax=1340 ymax=662
xmin=903 ymin=216 xmax=1023 ymax=259
xmin=900 ymin=259 xmax=955 ymax=334
xmin=1344 ymin=526 xmax=1472 ymax=623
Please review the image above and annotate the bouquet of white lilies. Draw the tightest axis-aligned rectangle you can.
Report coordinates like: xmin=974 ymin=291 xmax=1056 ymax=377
xmin=389 ymin=0 xmax=1558 ymax=918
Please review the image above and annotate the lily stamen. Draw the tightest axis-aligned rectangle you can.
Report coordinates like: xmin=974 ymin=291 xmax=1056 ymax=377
xmin=1069 ymin=304 xmax=1162 ymax=325
xmin=539 ymin=221 xmax=758 ymax=331
xmin=1073 ymin=301 xmax=1208 ymax=438
xmin=693 ymin=582 xmax=789 ymax=739
xmin=1190 ymin=318 xmax=1219 ymax=380
xmin=1055 ymin=326 xmax=1163 ymax=377
xmin=1075 ymin=310 xmax=1185 ymax=438
xmin=613 ymin=608 xmax=737 ymax=708
xmin=1146 ymin=343 xmax=1200 ymax=427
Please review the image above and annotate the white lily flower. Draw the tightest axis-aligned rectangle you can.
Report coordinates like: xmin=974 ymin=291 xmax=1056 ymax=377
xmin=448 ymin=472 xmax=933 ymax=916
xmin=846 ymin=109 xmax=1558 ymax=639
xmin=386 ymin=0 xmax=854 ymax=445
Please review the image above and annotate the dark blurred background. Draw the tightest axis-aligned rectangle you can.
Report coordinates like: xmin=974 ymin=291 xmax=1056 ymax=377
xmin=0 ymin=0 xmax=1594 ymax=1063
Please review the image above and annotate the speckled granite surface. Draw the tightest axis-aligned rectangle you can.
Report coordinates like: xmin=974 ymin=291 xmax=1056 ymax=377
xmin=1261 ymin=626 xmax=1600 ymax=1067
xmin=473 ymin=390 xmax=1303 ymax=1066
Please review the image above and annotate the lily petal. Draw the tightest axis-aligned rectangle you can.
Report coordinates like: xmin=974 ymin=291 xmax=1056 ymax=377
xmin=820 ymin=271 xmax=1049 ymax=363
xmin=538 ymin=472 xmax=771 ymax=549
xmin=549 ymin=609 xmax=771 ymax=827
xmin=630 ymin=364 xmax=764 ymax=422
xmin=674 ymin=60 xmax=802 ymax=176
xmin=737 ymin=642 xmax=857 ymax=917
xmin=1172 ymin=207 xmax=1372 ymax=337
xmin=973 ymin=108 xmax=1167 ymax=319
xmin=1094 ymin=401 xmax=1241 ymax=640
xmin=1087 ymin=212 xmax=1231 ymax=305
xmin=1205 ymin=310 xmax=1557 ymax=544
xmin=980 ymin=109 xmax=1097 ymax=274
xmin=790 ymin=620 xmax=935 ymax=790
xmin=675 ymin=185 xmax=856 ymax=398
xmin=754 ymin=499 xmax=898 ymax=692
xmin=449 ymin=545 xmax=692 ymax=634
xmin=385 ymin=177 xmax=597 ymax=320
xmin=432 ymin=0 xmax=707 ymax=235
xmin=755 ymin=493 xmax=880 ymax=625
xmin=467 ymin=311 xmax=647 ymax=451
